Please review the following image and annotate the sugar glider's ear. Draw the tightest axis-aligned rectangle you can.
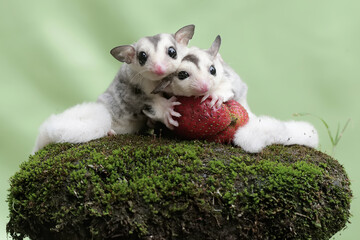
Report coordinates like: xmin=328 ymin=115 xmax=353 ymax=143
xmin=207 ymin=35 xmax=221 ymax=58
xmin=174 ymin=24 xmax=195 ymax=46
xmin=151 ymin=76 xmax=173 ymax=94
xmin=110 ymin=45 xmax=136 ymax=64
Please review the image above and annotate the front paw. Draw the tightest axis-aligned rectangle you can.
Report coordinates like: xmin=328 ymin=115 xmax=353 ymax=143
xmin=201 ymin=94 xmax=224 ymax=109
xmin=142 ymin=97 xmax=181 ymax=130
xmin=164 ymin=96 xmax=181 ymax=130
xmin=143 ymin=104 xmax=156 ymax=119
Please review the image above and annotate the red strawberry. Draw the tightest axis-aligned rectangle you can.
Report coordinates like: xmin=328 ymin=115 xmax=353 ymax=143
xmin=172 ymin=97 xmax=249 ymax=143
xmin=226 ymin=100 xmax=249 ymax=128
xmin=172 ymin=97 xmax=231 ymax=139
xmin=207 ymin=100 xmax=249 ymax=143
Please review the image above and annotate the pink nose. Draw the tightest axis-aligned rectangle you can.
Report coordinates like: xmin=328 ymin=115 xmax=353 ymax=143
xmin=199 ymin=83 xmax=209 ymax=93
xmin=154 ymin=64 xmax=165 ymax=76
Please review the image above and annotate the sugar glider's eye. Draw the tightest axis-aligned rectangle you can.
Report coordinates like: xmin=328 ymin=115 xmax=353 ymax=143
xmin=178 ymin=71 xmax=189 ymax=80
xmin=209 ymin=65 xmax=216 ymax=76
xmin=138 ymin=51 xmax=148 ymax=66
xmin=168 ymin=47 xmax=177 ymax=59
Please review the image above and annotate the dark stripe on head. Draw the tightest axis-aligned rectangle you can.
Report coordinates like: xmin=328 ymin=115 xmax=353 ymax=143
xmin=182 ymin=54 xmax=200 ymax=69
xmin=145 ymin=34 xmax=162 ymax=51
xmin=169 ymin=35 xmax=177 ymax=47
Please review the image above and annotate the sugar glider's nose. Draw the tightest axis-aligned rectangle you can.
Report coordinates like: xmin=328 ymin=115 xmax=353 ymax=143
xmin=154 ymin=64 xmax=166 ymax=76
xmin=198 ymin=82 xmax=209 ymax=93
xmin=200 ymin=85 xmax=209 ymax=93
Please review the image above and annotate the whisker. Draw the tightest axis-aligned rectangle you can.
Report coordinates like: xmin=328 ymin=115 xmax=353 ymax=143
xmin=129 ymin=69 xmax=147 ymax=84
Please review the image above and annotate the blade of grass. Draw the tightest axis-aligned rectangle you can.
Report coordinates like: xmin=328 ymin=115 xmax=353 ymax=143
xmin=293 ymin=113 xmax=351 ymax=156
xmin=337 ymin=118 xmax=351 ymax=144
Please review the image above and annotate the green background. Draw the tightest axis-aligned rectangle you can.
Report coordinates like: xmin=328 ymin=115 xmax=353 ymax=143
xmin=1 ymin=0 xmax=359 ymax=239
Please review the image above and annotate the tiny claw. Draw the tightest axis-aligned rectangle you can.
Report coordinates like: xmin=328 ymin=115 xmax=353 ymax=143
xmin=169 ymin=96 xmax=181 ymax=107
xmin=215 ymin=97 xmax=224 ymax=109
xmin=169 ymin=118 xmax=179 ymax=127
xmin=172 ymin=101 xmax=181 ymax=106
xmin=209 ymin=96 xmax=219 ymax=108
xmin=215 ymin=100 xmax=223 ymax=109
xmin=164 ymin=112 xmax=179 ymax=130
xmin=165 ymin=117 xmax=179 ymax=130
xmin=160 ymin=96 xmax=182 ymax=129
xmin=170 ymin=110 xmax=181 ymax=118
xmin=201 ymin=94 xmax=210 ymax=103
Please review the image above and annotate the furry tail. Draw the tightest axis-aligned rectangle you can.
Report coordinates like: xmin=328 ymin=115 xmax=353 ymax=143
xmin=32 ymin=102 xmax=112 ymax=154
xmin=233 ymin=115 xmax=318 ymax=153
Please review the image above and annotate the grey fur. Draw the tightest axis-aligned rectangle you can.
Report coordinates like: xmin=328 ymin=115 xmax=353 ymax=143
xmin=110 ymin=45 xmax=135 ymax=64
xmin=32 ymin=25 xmax=196 ymax=153
xmin=97 ymin=65 xmax=151 ymax=132
xmin=182 ymin=54 xmax=200 ymax=69
xmin=131 ymin=84 xmax=144 ymax=95
xmin=143 ymin=104 xmax=155 ymax=116
xmin=99 ymin=25 xmax=195 ymax=133
xmin=207 ymin=35 xmax=221 ymax=58
xmin=174 ymin=25 xmax=195 ymax=45
xmin=145 ymin=34 xmax=162 ymax=51
xmin=221 ymin=60 xmax=250 ymax=111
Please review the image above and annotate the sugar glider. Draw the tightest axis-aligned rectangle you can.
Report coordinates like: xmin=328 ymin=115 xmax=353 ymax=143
xmin=152 ymin=35 xmax=250 ymax=122
xmin=98 ymin=24 xmax=195 ymax=131
xmin=32 ymin=25 xmax=195 ymax=153
xmin=152 ymin=35 xmax=319 ymax=153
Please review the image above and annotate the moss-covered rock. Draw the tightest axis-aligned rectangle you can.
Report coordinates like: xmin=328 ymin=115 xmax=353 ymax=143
xmin=7 ymin=135 xmax=352 ymax=240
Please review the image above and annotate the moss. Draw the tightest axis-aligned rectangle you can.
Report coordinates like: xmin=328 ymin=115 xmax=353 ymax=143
xmin=7 ymin=134 xmax=352 ymax=240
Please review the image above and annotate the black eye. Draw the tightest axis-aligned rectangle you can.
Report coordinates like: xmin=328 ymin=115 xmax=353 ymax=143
xmin=138 ymin=51 xmax=148 ymax=66
xmin=168 ymin=47 xmax=177 ymax=59
xmin=178 ymin=71 xmax=189 ymax=80
xmin=209 ymin=65 xmax=216 ymax=76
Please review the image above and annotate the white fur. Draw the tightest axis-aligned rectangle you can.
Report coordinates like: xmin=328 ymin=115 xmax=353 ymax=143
xmin=233 ymin=115 xmax=319 ymax=153
xmin=102 ymin=25 xmax=195 ymax=131
xmin=142 ymin=96 xmax=181 ymax=129
xmin=129 ymin=34 xmax=187 ymax=81
xmin=166 ymin=46 xmax=225 ymax=98
xmin=32 ymin=25 xmax=195 ymax=153
xmin=32 ymin=102 xmax=112 ymax=153
xmin=161 ymin=36 xmax=319 ymax=153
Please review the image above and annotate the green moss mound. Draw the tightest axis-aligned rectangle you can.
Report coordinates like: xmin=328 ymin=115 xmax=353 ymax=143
xmin=7 ymin=135 xmax=352 ymax=240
